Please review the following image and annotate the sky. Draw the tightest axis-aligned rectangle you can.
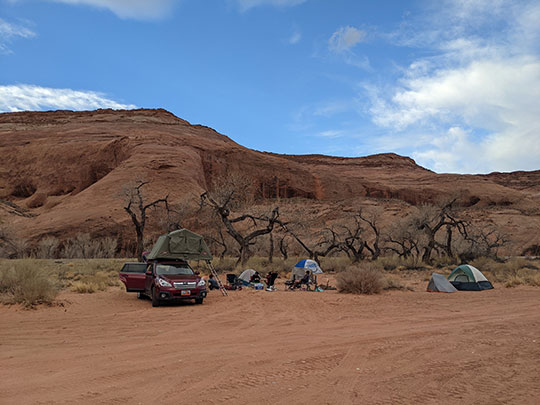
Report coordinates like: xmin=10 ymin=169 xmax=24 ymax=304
xmin=1 ymin=0 xmax=539 ymax=174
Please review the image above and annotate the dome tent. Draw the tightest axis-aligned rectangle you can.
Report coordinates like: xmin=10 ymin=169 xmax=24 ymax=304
xmin=238 ymin=269 xmax=257 ymax=285
xmin=427 ymin=273 xmax=458 ymax=293
xmin=448 ymin=264 xmax=493 ymax=291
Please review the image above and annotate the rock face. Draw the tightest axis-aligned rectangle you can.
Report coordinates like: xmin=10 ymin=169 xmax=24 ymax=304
xmin=1 ymin=108 xmax=539 ymax=254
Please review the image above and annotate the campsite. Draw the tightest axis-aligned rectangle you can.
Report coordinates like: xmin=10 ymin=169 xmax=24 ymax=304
xmin=2 ymin=1 xmax=540 ymax=403
xmin=1 ymin=270 xmax=539 ymax=404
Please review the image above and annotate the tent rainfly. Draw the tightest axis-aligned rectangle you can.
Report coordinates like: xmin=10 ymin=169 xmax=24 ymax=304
xmin=427 ymin=273 xmax=458 ymax=293
xmin=448 ymin=264 xmax=494 ymax=291
xmin=239 ymin=269 xmax=256 ymax=284
xmin=146 ymin=229 xmax=213 ymax=261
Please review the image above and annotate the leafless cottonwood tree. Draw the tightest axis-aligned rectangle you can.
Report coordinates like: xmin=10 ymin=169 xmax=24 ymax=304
xmin=386 ymin=218 xmax=422 ymax=259
xmin=459 ymin=224 xmax=508 ymax=260
xmin=201 ymin=191 xmax=283 ymax=265
xmin=283 ymin=225 xmax=341 ymax=263
xmin=122 ymin=180 xmax=168 ymax=260
xmin=337 ymin=210 xmax=382 ymax=261
xmin=200 ymin=172 xmax=285 ymax=265
xmin=407 ymin=198 xmax=469 ymax=263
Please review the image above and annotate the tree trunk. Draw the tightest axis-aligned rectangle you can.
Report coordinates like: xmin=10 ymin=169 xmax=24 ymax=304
xmin=136 ymin=228 xmax=144 ymax=262
xmin=445 ymin=225 xmax=453 ymax=257
xmin=268 ymin=232 xmax=274 ymax=263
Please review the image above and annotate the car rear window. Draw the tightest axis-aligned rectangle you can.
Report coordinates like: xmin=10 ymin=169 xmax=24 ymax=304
xmin=121 ymin=263 xmax=147 ymax=273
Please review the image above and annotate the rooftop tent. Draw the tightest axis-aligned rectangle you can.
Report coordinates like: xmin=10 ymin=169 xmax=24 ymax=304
xmin=146 ymin=229 xmax=213 ymax=261
xmin=448 ymin=264 xmax=494 ymax=291
xmin=427 ymin=273 xmax=458 ymax=293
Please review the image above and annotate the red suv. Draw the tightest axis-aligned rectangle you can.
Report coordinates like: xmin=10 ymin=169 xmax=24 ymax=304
xmin=120 ymin=260 xmax=207 ymax=307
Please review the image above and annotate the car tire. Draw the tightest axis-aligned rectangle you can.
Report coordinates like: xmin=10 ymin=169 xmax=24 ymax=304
xmin=195 ymin=297 xmax=204 ymax=305
xmin=137 ymin=292 xmax=145 ymax=300
xmin=151 ymin=287 xmax=160 ymax=307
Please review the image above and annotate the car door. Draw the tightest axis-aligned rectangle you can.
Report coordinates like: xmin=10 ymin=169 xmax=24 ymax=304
xmin=145 ymin=263 xmax=155 ymax=295
xmin=119 ymin=263 xmax=147 ymax=292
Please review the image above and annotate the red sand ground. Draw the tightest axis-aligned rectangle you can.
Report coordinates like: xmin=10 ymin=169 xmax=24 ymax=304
xmin=1 ymin=283 xmax=539 ymax=404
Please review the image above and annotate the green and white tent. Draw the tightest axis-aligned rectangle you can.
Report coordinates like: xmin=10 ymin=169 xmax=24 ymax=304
xmin=146 ymin=229 xmax=213 ymax=261
xmin=448 ymin=264 xmax=493 ymax=291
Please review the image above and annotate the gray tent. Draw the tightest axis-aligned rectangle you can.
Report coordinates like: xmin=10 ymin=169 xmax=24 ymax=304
xmin=146 ymin=229 xmax=213 ymax=261
xmin=427 ymin=273 xmax=458 ymax=293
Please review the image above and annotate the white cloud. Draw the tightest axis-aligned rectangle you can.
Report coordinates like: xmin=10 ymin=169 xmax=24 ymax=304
xmin=0 ymin=84 xmax=136 ymax=112
xmin=365 ymin=0 xmax=540 ymax=173
xmin=316 ymin=129 xmax=345 ymax=138
xmin=233 ymin=0 xmax=307 ymax=12
xmin=39 ymin=0 xmax=178 ymax=20
xmin=0 ymin=18 xmax=35 ymax=53
xmin=329 ymin=26 xmax=366 ymax=53
xmin=288 ymin=31 xmax=301 ymax=45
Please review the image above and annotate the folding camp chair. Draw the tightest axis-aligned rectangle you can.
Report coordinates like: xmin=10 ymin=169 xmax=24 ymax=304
xmin=226 ymin=273 xmax=242 ymax=290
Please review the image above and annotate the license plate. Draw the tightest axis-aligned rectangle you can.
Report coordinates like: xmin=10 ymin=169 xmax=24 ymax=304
xmin=181 ymin=290 xmax=191 ymax=296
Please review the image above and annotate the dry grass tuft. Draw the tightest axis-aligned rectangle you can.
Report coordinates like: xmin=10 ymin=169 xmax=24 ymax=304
xmin=319 ymin=256 xmax=350 ymax=273
xmin=336 ymin=265 xmax=384 ymax=295
xmin=71 ymin=281 xmax=99 ymax=293
xmin=383 ymin=276 xmax=410 ymax=291
xmin=0 ymin=260 xmax=59 ymax=308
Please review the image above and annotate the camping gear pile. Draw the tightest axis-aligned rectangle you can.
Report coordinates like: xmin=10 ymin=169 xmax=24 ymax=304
xmin=232 ymin=259 xmax=326 ymax=292
xmin=427 ymin=264 xmax=494 ymax=292
xmin=285 ymin=259 xmax=324 ymax=291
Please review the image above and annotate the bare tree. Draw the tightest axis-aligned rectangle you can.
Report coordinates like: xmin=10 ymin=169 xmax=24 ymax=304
xmin=200 ymin=191 xmax=283 ymax=265
xmin=457 ymin=224 xmax=508 ymax=260
xmin=284 ymin=226 xmax=340 ymax=263
xmin=406 ymin=198 xmax=469 ymax=263
xmin=386 ymin=218 xmax=422 ymax=259
xmin=338 ymin=210 xmax=382 ymax=261
xmin=122 ymin=180 xmax=168 ymax=260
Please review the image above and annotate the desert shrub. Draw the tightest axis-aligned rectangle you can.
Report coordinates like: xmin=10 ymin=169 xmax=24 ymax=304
xmin=99 ymin=237 xmax=118 ymax=258
xmin=10 ymin=238 xmax=30 ymax=259
xmin=61 ymin=234 xmax=118 ymax=259
xmin=336 ymin=265 xmax=384 ymax=295
xmin=319 ymin=256 xmax=350 ymax=273
xmin=399 ymin=256 xmax=428 ymax=270
xmin=35 ymin=237 xmax=60 ymax=259
xmin=474 ymin=257 xmax=540 ymax=287
xmin=48 ymin=259 xmax=121 ymax=292
xmin=0 ymin=260 xmax=59 ymax=307
xmin=71 ymin=281 xmax=98 ymax=293
xmin=431 ymin=255 xmax=458 ymax=268
xmin=383 ymin=276 xmax=408 ymax=291
xmin=210 ymin=257 xmax=237 ymax=274
xmin=376 ymin=256 xmax=401 ymax=271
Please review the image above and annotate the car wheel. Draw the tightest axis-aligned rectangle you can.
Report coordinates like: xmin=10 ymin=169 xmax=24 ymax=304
xmin=151 ymin=287 xmax=160 ymax=307
xmin=137 ymin=292 xmax=146 ymax=300
xmin=195 ymin=297 xmax=203 ymax=305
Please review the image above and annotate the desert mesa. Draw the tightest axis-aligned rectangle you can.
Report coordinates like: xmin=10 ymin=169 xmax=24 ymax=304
xmin=0 ymin=108 xmax=539 ymax=256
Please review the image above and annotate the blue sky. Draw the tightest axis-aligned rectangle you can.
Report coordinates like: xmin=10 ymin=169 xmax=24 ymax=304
xmin=1 ymin=0 xmax=539 ymax=174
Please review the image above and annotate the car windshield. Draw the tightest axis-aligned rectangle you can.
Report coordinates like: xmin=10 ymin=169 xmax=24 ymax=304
xmin=156 ymin=264 xmax=194 ymax=276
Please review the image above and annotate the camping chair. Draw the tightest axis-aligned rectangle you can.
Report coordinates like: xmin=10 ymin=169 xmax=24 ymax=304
xmin=226 ymin=273 xmax=242 ymax=290
xmin=285 ymin=274 xmax=312 ymax=291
